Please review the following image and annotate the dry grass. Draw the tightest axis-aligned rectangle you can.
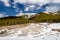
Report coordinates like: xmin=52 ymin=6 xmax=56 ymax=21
xmin=0 ymin=24 xmax=29 ymax=30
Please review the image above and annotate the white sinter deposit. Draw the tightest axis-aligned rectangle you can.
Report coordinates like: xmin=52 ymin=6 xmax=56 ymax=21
xmin=0 ymin=23 xmax=60 ymax=40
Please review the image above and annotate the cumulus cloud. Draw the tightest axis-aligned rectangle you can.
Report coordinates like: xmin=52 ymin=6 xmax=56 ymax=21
xmin=0 ymin=0 xmax=60 ymax=12
xmin=52 ymin=0 xmax=60 ymax=3
xmin=0 ymin=0 xmax=10 ymax=6
xmin=0 ymin=13 xmax=8 ymax=18
xmin=29 ymin=5 xmax=36 ymax=11
xmin=24 ymin=5 xmax=36 ymax=11
xmin=45 ymin=4 xmax=60 ymax=12
xmin=0 ymin=13 xmax=5 ymax=18
xmin=1 ymin=0 xmax=60 ymax=7
xmin=13 ymin=0 xmax=60 ymax=12
xmin=13 ymin=0 xmax=60 ymax=6
xmin=24 ymin=7 xmax=29 ymax=11
xmin=16 ymin=11 xmax=36 ymax=16
xmin=14 ymin=0 xmax=50 ymax=6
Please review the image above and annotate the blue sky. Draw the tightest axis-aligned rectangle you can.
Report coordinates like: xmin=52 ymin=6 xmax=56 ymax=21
xmin=0 ymin=0 xmax=60 ymax=17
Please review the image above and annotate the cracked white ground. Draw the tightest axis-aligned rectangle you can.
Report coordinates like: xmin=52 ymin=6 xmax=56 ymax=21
xmin=0 ymin=23 xmax=60 ymax=40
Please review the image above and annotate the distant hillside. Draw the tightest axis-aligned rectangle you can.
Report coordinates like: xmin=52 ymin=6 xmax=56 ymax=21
xmin=29 ymin=11 xmax=60 ymax=23
xmin=0 ymin=11 xmax=60 ymax=26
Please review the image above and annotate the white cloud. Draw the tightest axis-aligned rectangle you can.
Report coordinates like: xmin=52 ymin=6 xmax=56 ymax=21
xmin=24 ymin=7 xmax=29 ymax=11
xmin=0 ymin=0 xmax=60 ymax=12
xmin=36 ymin=7 xmax=41 ymax=10
xmin=13 ymin=0 xmax=60 ymax=6
xmin=24 ymin=5 xmax=36 ymax=11
xmin=16 ymin=11 xmax=36 ymax=16
xmin=0 ymin=0 xmax=10 ymax=6
xmin=0 ymin=13 xmax=5 ymax=18
xmin=14 ymin=0 xmax=50 ymax=6
xmin=52 ymin=0 xmax=60 ymax=3
xmin=13 ymin=0 xmax=60 ymax=12
xmin=16 ymin=11 xmax=23 ymax=16
xmin=0 ymin=13 xmax=9 ymax=18
xmin=45 ymin=5 xmax=60 ymax=12
xmin=29 ymin=5 xmax=36 ymax=11
xmin=1 ymin=0 xmax=60 ymax=7
xmin=14 ymin=0 xmax=27 ymax=4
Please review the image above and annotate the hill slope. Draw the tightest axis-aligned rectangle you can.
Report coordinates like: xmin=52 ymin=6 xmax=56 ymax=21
xmin=0 ymin=11 xmax=60 ymax=26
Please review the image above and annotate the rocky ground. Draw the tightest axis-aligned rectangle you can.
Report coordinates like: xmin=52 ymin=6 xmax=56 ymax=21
xmin=0 ymin=23 xmax=60 ymax=40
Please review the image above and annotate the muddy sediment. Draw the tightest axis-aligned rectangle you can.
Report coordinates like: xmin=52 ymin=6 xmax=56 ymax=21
xmin=52 ymin=29 xmax=60 ymax=32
